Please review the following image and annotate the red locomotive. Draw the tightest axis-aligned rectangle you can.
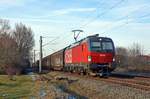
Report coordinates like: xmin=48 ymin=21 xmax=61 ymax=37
xmin=41 ymin=34 xmax=116 ymax=76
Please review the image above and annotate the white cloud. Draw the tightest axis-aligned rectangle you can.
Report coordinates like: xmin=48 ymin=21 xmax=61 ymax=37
xmin=2 ymin=17 xmax=70 ymax=24
xmin=1 ymin=7 xmax=97 ymax=21
xmin=0 ymin=0 xmax=35 ymax=7
xmin=53 ymin=8 xmax=97 ymax=16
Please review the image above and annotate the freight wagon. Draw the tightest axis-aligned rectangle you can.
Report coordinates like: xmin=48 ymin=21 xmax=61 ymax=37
xmin=42 ymin=34 xmax=116 ymax=76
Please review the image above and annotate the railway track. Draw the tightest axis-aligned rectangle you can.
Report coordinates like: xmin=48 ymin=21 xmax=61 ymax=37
xmin=63 ymin=72 xmax=150 ymax=91
xmin=99 ymin=77 xmax=150 ymax=91
xmin=110 ymin=77 xmax=150 ymax=86
xmin=134 ymin=76 xmax=150 ymax=82
xmin=41 ymin=71 xmax=150 ymax=91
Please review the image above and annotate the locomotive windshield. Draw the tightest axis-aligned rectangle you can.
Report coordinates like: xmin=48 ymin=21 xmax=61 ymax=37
xmin=90 ymin=40 xmax=114 ymax=52
xmin=102 ymin=42 xmax=113 ymax=51
xmin=90 ymin=42 xmax=102 ymax=51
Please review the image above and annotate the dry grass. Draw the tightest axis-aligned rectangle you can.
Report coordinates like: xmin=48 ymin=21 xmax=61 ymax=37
xmin=0 ymin=75 xmax=35 ymax=99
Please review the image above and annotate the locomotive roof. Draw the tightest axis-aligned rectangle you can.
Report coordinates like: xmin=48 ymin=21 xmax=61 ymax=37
xmin=66 ymin=34 xmax=112 ymax=49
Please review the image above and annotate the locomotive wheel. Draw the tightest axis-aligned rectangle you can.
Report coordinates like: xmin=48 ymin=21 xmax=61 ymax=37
xmin=79 ymin=70 xmax=84 ymax=75
xmin=83 ymin=69 xmax=87 ymax=75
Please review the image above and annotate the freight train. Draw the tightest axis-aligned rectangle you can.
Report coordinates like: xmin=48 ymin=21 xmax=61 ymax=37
xmin=40 ymin=34 xmax=116 ymax=76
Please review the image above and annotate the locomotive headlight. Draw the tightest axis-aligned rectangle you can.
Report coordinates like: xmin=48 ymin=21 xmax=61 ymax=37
xmin=88 ymin=56 xmax=92 ymax=62
xmin=113 ymin=57 xmax=115 ymax=62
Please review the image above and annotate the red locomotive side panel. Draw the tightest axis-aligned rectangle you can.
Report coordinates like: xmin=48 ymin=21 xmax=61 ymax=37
xmin=82 ymin=42 xmax=89 ymax=63
xmin=72 ymin=42 xmax=89 ymax=64
xmin=65 ymin=42 xmax=89 ymax=65
xmin=72 ymin=45 xmax=83 ymax=63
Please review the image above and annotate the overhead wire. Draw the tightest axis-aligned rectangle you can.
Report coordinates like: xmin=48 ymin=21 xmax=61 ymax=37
xmin=51 ymin=0 xmax=126 ymax=49
xmin=42 ymin=37 xmax=60 ymax=47
xmin=102 ymin=5 xmax=150 ymax=33
xmin=36 ymin=1 xmax=108 ymax=50
xmin=41 ymin=30 xmax=74 ymax=56
xmin=35 ymin=0 xmax=150 ymax=57
xmin=37 ymin=0 xmax=150 ymax=54
xmin=79 ymin=0 xmax=125 ymax=29
xmin=76 ymin=0 xmax=106 ymax=28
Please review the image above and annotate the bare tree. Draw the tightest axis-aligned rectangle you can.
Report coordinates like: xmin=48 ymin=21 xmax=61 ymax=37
xmin=0 ymin=19 xmax=10 ymax=35
xmin=0 ymin=19 xmax=11 ymax=71
xmin=0 ymin=19 xmax=20 ymax=78
xmin=116 ymin=47 xmax=128 ymax=67
xmin=0 ymin=34 xmax=20 ymax=79
xmin=116 ymin=43 xmax=147 ymax=71
xmin=115 ymin=43 xmax=149 ymax=72
xmin=128 ymin=43 xmax=147 ymax=71
xmin=128 ymin=43 xmax=144 ymax=57
xmin=0 ymin=19 xmax=35 ymax=77
xmin=13 ymin=23 xmax=35 ymax=67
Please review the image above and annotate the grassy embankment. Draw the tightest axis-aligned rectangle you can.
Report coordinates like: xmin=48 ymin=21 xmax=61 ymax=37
xmin=0 ymin=75 xmax=38 ymax=99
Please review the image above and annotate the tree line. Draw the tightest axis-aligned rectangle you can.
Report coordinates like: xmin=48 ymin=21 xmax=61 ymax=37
xmin=116 ymin=43 xmax=150 ymax=72
xmin=0 ymin=19 xmax=34 ymax=75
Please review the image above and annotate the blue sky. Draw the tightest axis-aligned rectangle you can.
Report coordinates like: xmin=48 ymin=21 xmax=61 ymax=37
xmin=0 ymin=0 xmax=150 ymax=56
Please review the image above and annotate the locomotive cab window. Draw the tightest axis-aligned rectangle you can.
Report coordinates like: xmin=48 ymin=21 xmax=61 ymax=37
xmin=90 ymin=42 xmax=102 ymax=52
xmin=90 ymin=40 xmax=114 ymax=52
xmin=102 ymin=41 xmax=114 ymax=52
